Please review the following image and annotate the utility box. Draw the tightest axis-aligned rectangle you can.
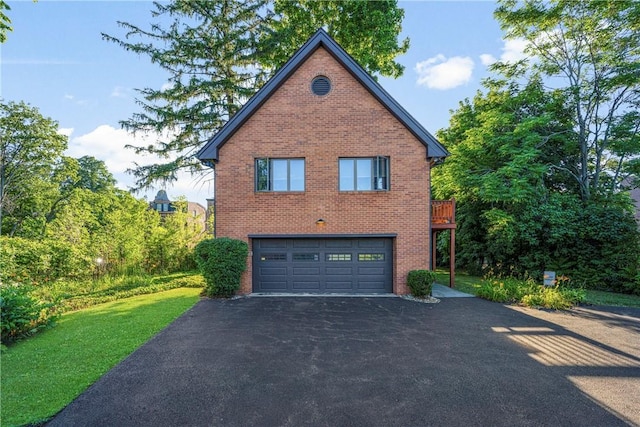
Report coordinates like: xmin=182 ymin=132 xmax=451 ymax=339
xmin=543 ymin=271 xmax=556 ymax=287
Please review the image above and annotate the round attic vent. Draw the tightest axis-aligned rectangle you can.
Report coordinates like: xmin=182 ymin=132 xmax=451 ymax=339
xmin=311 ymin=76 xmax=331 ymax=96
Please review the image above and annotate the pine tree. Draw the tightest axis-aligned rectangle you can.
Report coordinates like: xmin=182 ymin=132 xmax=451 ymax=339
xmin=102 ymin=0 xmax=272 ymax=189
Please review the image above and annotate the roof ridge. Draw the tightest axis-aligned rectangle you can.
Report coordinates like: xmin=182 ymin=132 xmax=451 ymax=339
xmin=197 ymin=28 xmax=449 ymax=162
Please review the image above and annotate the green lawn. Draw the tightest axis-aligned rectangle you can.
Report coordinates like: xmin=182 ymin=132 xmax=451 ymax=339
xmin=435 ymin=269 xmax=640 ymax=308
xmin=434 ymin=270 xmax=484 ymax=295
xmin=583 ymin=289 xmax=640 ymax=308
xmin=1 ymin=287 xmax=202 ymax=427
xmin=33 ymin=271 xmax=205 ymax=313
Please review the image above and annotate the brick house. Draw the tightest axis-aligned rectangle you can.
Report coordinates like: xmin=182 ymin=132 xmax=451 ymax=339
xmin=197 ymin=29 xmax=452 ymax=295
xmin=150 ymin=190 xmax=209 ymax=232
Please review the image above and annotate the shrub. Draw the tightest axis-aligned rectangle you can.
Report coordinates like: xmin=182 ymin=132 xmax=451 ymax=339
xmin=0 ymin=236 xmax=85 ymax=285
xmin=622 ymin=260 xmax=640 ymax=296
xmin=520 ymin=286 xmax=586 ymax=310
xmin=195 ymin=238 xmax=248 ymax=297
xmin=169 ymin=274 xmax=206 ymax=288
xmin=450 ymin=194 xmax=640 ymax=294
xmin=476 ymin=277 xmax=533 ymax=303
xmin=1 ymin=284 xmax=58 ymax=344
xmin=407 ymin=270 xmax=436 ymax=298
xmin=477 ymin=276 xmax=585 ymax=309
xmin=37 ymin=273 xmax=206 ymax=313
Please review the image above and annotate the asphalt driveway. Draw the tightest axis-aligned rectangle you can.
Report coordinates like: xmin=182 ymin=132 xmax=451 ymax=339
xmin=48 ymin=296 xmax=640 ymax=426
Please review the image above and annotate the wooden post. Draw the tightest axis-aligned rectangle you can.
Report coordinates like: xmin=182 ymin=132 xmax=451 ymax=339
xmin=449 ymin=228 xmax=455 ymax=288
xmin=431 ymin=230 xmax=437 ymax=271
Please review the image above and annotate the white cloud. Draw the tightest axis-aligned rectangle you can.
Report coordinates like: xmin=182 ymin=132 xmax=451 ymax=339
xmin=161 ymin=172 xmax=214 ymax=201
xmin=480 ymin=54 xmax=497 ymax=66
xmin=481 ymin=38 xmax=529 ymax=67
xmin=63 ymin=93 xmax=90 ymax=106
xmin=501 ymin=38 xmax=528 ymax=63
xmin=58 ymin=127 xmax=74 ymax=137
xmin=66 ymin=125 xmax=160 ymax=174
xmin=110 ymin=86 xmax=131 ymax=98
xmin=415 ymin=54 xmax=474 ymax=90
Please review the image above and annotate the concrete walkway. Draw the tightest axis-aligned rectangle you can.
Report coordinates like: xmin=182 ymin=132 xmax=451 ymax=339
xmin=432 ymin=283 xmax=474 ymax=298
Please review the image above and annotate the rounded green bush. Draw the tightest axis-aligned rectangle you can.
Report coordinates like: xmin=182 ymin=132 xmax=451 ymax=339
xmin=407 ymin=270 xmax=436 ymax=298
xmin=194 ymin=238 xmax=248 ymax=297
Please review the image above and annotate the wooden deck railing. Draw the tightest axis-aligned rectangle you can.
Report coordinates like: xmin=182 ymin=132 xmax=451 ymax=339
xmin=431 ymin=199 xmax=455 ymax=226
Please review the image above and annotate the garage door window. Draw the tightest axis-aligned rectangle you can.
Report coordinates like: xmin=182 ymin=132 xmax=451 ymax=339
xmin=327 ymin=254 xmax=352 ymax=261
xmin=293 ymin=253 xmax=320 ymax=261
xmin=260 ymin=253 xmax=287 ymax=261
xmin=358 ymin=253 xmax=385 ymax=261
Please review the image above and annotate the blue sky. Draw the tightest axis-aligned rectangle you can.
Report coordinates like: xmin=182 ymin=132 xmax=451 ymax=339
xmin=1 ymin=0 xmax=525 ymax=205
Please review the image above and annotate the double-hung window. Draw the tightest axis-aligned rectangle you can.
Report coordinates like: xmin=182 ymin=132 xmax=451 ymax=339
xmin=339 ymin=156 xmax=389 ymax=191
xmin=255 ymin=158 xmax=305 ymax=192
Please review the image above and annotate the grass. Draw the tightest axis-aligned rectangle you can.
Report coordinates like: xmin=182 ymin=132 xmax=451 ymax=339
xmin=583 ymin=289 xmax=640 ymax=308
xmin=434 ymin=270 xmax=483 ymax=296
xmin=475 ymin=276 xmax=586 ymax=309
xmin=435 ymin=269 xmax=640 ymax=308
xmin=1 ymin=287 xmax=202 ymax=427
xmin=33 ymin=271 xmax=205 ymax=313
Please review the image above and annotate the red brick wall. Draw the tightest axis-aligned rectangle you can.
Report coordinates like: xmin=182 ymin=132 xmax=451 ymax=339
xmin=215 ymin=47 xmax=431 ymax=294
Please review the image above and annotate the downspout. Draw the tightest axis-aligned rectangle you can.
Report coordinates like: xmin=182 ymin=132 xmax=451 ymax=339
xmin=202 ymin=159 xmax=216 ymax=238
xmin=428 ymin=158 xmax=436 ymax=271
xmin=212 ymin=164 xmax=217 ymax=238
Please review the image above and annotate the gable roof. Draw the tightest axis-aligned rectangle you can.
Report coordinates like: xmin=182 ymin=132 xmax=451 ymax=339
xmin=197 ymin=29 xmax=449 ymax=162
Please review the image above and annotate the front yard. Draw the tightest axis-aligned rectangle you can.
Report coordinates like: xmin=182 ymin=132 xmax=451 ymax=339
xmin=1 ymin=287 xmax=201 ymax=426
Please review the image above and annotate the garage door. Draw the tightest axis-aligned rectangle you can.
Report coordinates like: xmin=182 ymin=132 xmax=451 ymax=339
xmin=252 ymin=238 xmax=393 ymax=294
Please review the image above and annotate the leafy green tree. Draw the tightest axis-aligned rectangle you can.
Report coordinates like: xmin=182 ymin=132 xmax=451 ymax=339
xmin=434 ymin=77 xmax=573 ymax=203
xmin=494 ymin=0 xmax=640 ymax=200
xmin=103 ymin=0 xmax=409 ymax=190
xmin=45 ymin=188 xmax=159 ymax=276
xmin=1 ymin=0 xmax=41 ymax=43
xmin=74 ymin=156 xmax=117 ymax=192
xmin=44 ymin=156 xmax=118 ymax=225
xmin=0 ymin=100 xmax=67 ymax=236
xmin=0 ymin=1 xmax=11 ymax=43
xmin=45 ymin=189 xmax=106 ymax=272
xmin=145 ymin=198 xmax=204 ymax=273
xmin=0 ymin=235 xmax=80 ymax=284
xmin=102 ymin=190 xmax=158 ymax=274
xmin=0 ymin=98 xmax=202 ymax=277
xmin=434 ymin=76 xmax=640 ymax=290
xmin=262 ymin=0 xmax=408 ymax=78
xmin=434 ymin=78 xmax=572 ymax=273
